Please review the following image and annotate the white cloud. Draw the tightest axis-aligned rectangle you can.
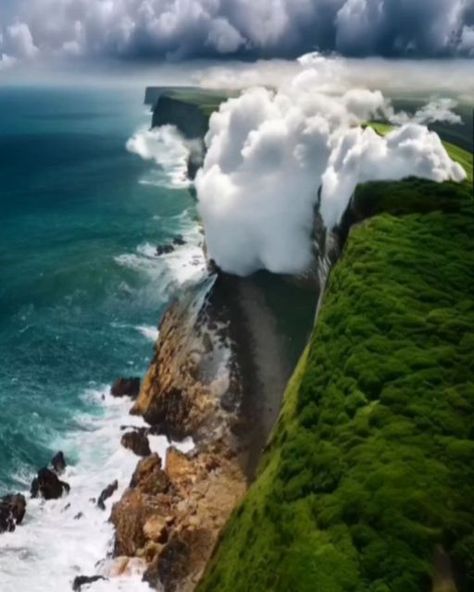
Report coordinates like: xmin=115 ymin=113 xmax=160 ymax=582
xmin=195 ymin=74 xmax=466 ymax=276
xmin=388 ymin=98 xmax=463 ymax=126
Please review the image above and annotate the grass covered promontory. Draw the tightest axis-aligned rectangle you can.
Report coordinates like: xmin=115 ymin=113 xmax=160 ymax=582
xmin=198 ymin=173 xmax=474 ymax=592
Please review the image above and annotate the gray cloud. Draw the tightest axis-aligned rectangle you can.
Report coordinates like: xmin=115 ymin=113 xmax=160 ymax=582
xmin=1 ymin=0 xmax=474 ymax=65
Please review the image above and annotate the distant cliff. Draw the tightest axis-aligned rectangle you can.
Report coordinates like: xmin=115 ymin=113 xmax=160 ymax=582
xmin=152 ymin=96 xmax=210 ymax=141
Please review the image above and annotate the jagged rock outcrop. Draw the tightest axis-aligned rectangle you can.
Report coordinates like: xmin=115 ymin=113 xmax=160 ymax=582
xmin=121 ymin=429 xmax=151 ymax=457
xmin=0 ymin=494 xmax=27 ymax=534
xmin=30 ymin=467 xmax=70 ymax=500
xmin=111 ymin=446 xmax=246 ymax=592
xmin=130 ymin=280 xmax=239 ymax=444
xmin=111 ymin=377 xmax=140 ymax=399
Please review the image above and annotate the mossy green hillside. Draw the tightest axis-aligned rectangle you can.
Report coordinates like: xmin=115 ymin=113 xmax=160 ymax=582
xmin=198 ymin=176 xmax=474 ymax=592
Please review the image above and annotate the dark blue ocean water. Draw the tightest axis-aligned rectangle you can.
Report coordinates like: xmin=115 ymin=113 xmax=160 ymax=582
xmin=0 ymin=86 xmax=197 ymax=493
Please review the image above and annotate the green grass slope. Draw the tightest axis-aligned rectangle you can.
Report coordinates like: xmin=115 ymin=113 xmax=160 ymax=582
xmin=198 ymin=175 xmax=474 ymax=592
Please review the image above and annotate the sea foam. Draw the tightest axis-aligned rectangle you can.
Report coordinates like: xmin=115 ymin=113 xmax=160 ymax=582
xmin=0 ymin=387 xmax=194 ymax=592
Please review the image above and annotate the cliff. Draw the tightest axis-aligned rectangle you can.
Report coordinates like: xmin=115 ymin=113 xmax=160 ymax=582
xmin=197 ymin=176 xmax=474 ymax=592
xmin=148 ymin=90 xmax=233 ymax=180
xmin=117 ymin=89 xmax=474 ymax=591
xmin=111 ymin=271 xmax=315 ymax=591
xmin=151 ymin=96 xmax=210 ymax=141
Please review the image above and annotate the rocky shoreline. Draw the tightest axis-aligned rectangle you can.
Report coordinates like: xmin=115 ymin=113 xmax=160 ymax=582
xmin=109 ymin=273 xmax=250 ymax=591
xmin=107 ymin=265 xmax=317 ymax=590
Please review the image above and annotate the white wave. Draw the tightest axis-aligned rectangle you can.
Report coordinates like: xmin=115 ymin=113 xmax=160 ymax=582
xmin=135 ymin=324 xmax=159 ymax=342
xmin=126 ymin=125 xmax=199 ymax=190
xmin=0 ymin=387 xmax=194 ymax=592
xmin=114 ymin=211 xmax=207 ymax=295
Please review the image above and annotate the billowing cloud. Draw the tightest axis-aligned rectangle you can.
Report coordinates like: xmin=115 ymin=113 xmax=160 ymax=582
xmin=195 ymin=77 xmax=465 ymax=276
xmin=1 ymin=0 xmax=474 ymax=64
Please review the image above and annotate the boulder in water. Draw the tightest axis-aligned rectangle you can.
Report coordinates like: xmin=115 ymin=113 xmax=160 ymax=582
xmin=156 ymin=244 xmax=175 ymax=256
xmin=72 ymin=575 xmax=106 ymax=591
xmin=0 ymin=493 xmax=27 ymax=534
xmin=51 ymin=451 xmax=66 ymax=474
xmin=97 ymin=480 xmax=118 ymax=511
xmin=31 ymin=467 xmax=70 ymax=500
xmin=110 ymin=377 xmax=140 ymax=399
xmin=120 ymin=429 xmax=151 ymax=457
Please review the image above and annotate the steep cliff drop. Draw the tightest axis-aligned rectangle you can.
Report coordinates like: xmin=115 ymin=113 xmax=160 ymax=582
xmin=110 ymin=89 xmax=317 ymax=591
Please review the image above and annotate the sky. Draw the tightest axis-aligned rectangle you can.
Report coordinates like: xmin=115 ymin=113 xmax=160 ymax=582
xmin=1 ymin=0 xmax=474 ymax=70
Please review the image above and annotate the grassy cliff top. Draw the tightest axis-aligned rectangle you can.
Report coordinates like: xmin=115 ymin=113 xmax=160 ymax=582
xmin=198 ymin=157 xmax=474 ymax=591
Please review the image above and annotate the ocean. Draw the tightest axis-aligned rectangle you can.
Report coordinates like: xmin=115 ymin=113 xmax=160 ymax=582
xmin=0 ymin=86 xmax=203 ymax=591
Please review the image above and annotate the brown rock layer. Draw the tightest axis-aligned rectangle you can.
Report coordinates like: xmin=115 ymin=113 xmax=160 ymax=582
xmin=112 ymin=280 xmax=248 ymax=591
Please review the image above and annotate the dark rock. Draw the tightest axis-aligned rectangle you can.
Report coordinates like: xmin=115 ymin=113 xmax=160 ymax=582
xmin=152 ymin=95 xmax=209 ymax=141
xmin=31 ymin=468 xmax=70 ymax=500
xmin=144 ymin=535 xmax=190 ymax=591
xmin=129 ymin=454 xmax=169 ymax=495
xmin=0 ymin=494 xmax=27 ymax=534
xmin=51 ymin=451 xmax=66 ymax=474
xmin=72 ymin=575 xmax=106 ymax=591
xmin=97 ymin=480 xmax=118 ymax=511
xmin=156 ymin=244 xmax=175 ymax=256
xmin=110 ymin=377 xmax=140 ymax=399
xmin=172 ymin=236 xmax=186 ymax=246
xmin=121 ymin=429 xmax=151 ymax=457
xmin=74 ymin=512 xmax=83 ymax=520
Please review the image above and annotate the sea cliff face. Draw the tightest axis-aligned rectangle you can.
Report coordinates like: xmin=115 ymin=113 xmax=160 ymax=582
xmin=111 ymin=277 xmax=247 ymax=591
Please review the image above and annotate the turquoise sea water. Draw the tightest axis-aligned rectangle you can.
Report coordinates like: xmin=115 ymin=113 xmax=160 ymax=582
xmin=0 ymin=86 xmax=198 ymax=493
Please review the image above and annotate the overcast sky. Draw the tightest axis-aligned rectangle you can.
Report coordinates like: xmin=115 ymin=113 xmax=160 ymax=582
xmin=1 ymin=0 xmax=474 ymax=69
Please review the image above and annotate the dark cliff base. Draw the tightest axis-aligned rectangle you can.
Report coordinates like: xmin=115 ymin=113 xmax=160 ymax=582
xmin=210 ymin=272 xmax=317 ymax=478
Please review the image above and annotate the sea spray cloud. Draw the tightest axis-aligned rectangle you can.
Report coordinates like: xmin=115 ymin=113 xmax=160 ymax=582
xmin=127 ymin=125 xmax=202 ymax=189
xmin=195 ymin=79 xmax=466 ymax=276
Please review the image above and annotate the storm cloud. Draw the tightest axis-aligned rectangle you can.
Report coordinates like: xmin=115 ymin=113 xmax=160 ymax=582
xmin=1 ymin=0 xmax=474 ymax=65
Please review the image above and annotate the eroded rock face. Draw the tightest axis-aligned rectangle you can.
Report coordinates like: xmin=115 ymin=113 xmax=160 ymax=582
xmin=114 ymin=280 xmax=249 ymax=591
xmin=111 ymin=377 xmax=140 ymax=399
xmin=129 ymin=454 xmax=170 ymax=495
xmin=111 ymin=444 xmax=246 ymax=592
xmin=130 ymin=282 xmax=238 ymax=444
xmin=31 ymin=468 xmax=70 ymax=500
xmin=0 ymin=494 xmax=27 ymax=534
xmin=121 ymin=429 xmax=151 ymax=457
